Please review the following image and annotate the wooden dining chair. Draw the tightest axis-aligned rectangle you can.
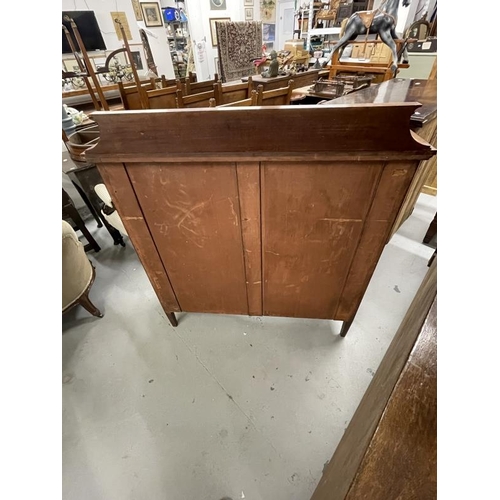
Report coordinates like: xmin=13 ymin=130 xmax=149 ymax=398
xmin=216 ymin=89 xmax=259 ymax=107
xmin=182 ymin=74 xmax=219 ymax=95
xmin=256 ymin=80 xmax=295 ymax=106
xmin=118 ymin=75 xmax=191 ymax=110
xmin=139 ymin=84 xmax=179 ymax=109
xmin=118 ymin=78 xmax=156 ymax=109
xmin=213 ymin=77 xmax=253 ymax=105
xmin=162 ymin=71 xmax=197 ymax=88
xmin=176 ymin=88 xmax=219 ymax=108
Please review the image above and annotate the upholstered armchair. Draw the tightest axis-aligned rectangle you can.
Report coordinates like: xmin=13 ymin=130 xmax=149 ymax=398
xmin=62 ymin=220 xmax=103 ymax=318
xmin=94 ymin=184 xmax=128 ymax=237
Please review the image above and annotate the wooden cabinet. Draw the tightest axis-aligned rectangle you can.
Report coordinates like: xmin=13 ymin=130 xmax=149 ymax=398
xmin=328 ymin=78 xmax=437 ymax=237
xmin=87 ymin=104 xmax=434 ymax=336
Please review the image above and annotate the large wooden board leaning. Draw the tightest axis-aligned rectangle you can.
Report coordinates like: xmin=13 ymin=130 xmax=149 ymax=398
xmin=311 ymin=257 xmax=437 ymax=499
xmin=86 ymin=104 xmax=435 ymax=335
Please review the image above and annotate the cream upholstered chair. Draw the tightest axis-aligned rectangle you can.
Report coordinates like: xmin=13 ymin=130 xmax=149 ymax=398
xmin=94 ymin=184 xmax=128 ymax=237
xmin=62 ymin=220 xmax=103 ymax=318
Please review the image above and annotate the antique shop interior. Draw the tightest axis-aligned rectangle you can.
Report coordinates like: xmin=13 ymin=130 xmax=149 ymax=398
xmin=62 ymin=0 xmax=437 ymax=498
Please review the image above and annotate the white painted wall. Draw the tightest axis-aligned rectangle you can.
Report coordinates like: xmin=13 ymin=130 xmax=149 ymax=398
xmin=62 ymin=0 xmax=175 ymax=78
xmin=395 ymin=1 xmax=418 ymax=34
xmin=63 ymin=0 xmax=304 ymax=83
xmin=276 ymin=0 xmax=295 ymax=50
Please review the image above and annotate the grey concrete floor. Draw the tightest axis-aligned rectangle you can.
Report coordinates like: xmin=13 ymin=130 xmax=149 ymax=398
xmin=62 ymin=192 xmax=437 ymax=500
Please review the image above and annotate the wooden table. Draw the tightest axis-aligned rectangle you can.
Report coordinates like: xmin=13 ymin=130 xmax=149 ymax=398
xmin=290 ymin=84 xmax=346 ymax=104
xmin=327 ymin=77 xmax=436 ymax=127
xmin=324 ymin=78 xmax=437 ymax=238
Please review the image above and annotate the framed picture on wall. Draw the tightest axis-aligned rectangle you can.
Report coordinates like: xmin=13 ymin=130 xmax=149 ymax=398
xmin=140 ymin=2 xmax=163 ymax=27
xmin=131 ymin=0 xmax=143 ymax=21
xmin=209 ymin=17 xmax=230 ymax=46
xmin=62 ymin=58 xmax=80 ymax=73
xmin=130 ymin=51 xmax=143 ymax=70
xmin=244 ymin=0 xmax=254 ymax=5
xmin=263 ymin=23 xmax=275 ymax=42
xmin=126 ymin=43 xmax=147 ymax=72
xmin=245 ymin=7 xmax=253 ymax=20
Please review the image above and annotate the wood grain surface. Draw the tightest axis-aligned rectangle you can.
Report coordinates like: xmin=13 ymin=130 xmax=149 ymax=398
xmin=261 ymin=161 xmax=382 ymax=319
xmin=86 ymin=104 xmax=434 ymax=161
xmin=337 ymin=161 xmax=418 ymax=318
xmin=236 ymin=163 xmax=263 ymax=315
xmin=346 ymin=297 xmax=437 ymax=499
xmin=126 ymin=162 xmax=248 ymax=314
xmin=311 ymin=258 xmax=437 ymax=500
xmin=96 ymin=162 xmax=180 ymax=313
xmin=328 ymin=78 xmax=437 ymax=127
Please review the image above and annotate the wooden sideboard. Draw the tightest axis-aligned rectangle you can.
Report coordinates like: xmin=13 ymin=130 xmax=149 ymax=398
xmin=86 ymin=104 xmax=435 ymax=335
xmin=326 ymin=78 xmax=437 ymax=237
xmin=311 ymin=257 xmax=436 ymax=499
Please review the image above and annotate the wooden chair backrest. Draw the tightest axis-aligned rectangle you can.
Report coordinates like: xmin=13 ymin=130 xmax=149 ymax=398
xmin=162 ymin=72 xmax=196 ymax=88
xmin=184 ymin=74 xmax=219 ymax=95
xmin=176 ymin=89 xmax=219 ymax=108
xmin=118 ymin=79 xmax=156 ymax=109
xmin=140 ymin=84 xmax=179 ymax=109
xmin=256 ymin=80 xmax=294 ymax=106
xmin=213 ymin=77 xmax=253 ymax=104
xmin=217 ymin=89 xmax=259 ymax=107
xmin=119 ymin=75 xmax=191 ymax=109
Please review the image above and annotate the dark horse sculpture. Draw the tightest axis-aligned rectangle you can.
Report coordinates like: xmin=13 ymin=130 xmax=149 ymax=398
xmin=326 ymin=0 xmax=411 ymax=75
